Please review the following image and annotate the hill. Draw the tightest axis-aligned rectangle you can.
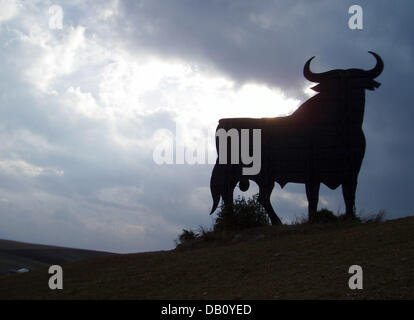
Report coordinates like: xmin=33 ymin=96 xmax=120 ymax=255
xmin=0 ymin=239 xmax=112 ymax=275
xmin=0 ymin=216 xmax=413 ymax=299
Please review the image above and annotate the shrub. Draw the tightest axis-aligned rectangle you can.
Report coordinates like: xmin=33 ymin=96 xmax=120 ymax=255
xmin=310 ymin=208 xmax=338 ymax=223
xmin=213 ymin=194 xmax=271 ymax=232
xmin=197 ymin=225 xmax=216 ymax=242
xmin=176 ymin=229 xmax=197 ymax=246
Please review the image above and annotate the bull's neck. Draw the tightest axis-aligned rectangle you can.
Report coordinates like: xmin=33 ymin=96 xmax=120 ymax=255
xmin=339 ymin=90 xmax=366 ymax=130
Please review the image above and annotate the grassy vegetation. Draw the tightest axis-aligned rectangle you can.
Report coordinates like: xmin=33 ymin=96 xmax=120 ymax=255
xmin=0 ymin=214 xmax=413 ymax=299
xmin=175 ymin=196 xmax=381 ymax=250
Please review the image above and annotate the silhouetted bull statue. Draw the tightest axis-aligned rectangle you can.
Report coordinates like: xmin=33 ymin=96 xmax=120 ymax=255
xmin=210 ymin=52 xmax=383 ymax=224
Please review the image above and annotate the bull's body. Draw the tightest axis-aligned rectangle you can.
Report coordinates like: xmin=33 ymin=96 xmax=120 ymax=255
xmin=210 ymin=52 xmax=383 ymax=224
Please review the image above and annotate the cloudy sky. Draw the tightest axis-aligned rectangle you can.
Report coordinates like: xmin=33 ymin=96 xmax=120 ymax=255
xmin=0 ymin=0 xmax=413 ymax=253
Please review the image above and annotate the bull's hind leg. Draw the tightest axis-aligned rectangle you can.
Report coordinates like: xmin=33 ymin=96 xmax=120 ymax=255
xmin=221 ymin=173 xmax=239 ymax=211
xmin=258 ymin=182 xmax=282 ymax=225
xmin=342 ymin=178 xmax=357 ymax=219
xmin=306 ymin=181 xmax=320 ymax=223
xmin=210 ymin=163 xmax=239 ymax=214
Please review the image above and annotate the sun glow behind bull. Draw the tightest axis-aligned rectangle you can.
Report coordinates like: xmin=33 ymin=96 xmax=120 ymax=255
xmin=98 ymin=54 xmax=301 ymax=130
xmin=95 ymin=53 xmax=302 ymax=157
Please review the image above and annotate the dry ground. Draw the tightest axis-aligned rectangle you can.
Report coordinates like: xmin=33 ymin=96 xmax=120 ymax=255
xmin=0 ymin=216 xmax=413 ymax=299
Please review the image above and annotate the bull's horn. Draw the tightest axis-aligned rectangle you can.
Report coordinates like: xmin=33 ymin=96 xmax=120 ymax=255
xmin=366 ymin=51 xmax=384 ymax=78
xmin=303 ymin=56 xmax=332 ymax=82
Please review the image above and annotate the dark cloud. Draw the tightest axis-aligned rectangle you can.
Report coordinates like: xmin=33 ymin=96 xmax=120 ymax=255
xmin=116 ymin=1 xmax=412 ymax=94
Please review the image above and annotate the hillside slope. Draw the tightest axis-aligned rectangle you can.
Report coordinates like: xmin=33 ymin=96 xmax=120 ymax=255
xmin=0 ymin=239 xmax=111 ymax=275
xmin=0 ymin=216 xmax=413 ymax=299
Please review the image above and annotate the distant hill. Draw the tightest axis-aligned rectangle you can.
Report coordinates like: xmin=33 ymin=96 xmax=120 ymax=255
xmin=0 ymin=216 xmax=413 ymax=299
xmin=0 ymin=239 xmax=112 ymax=275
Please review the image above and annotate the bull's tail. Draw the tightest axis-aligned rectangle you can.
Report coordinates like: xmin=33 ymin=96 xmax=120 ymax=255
xmin=210 ymin=164 xmax=251 ymax=214
xmin=210 ymin=164 xmax=221 ymax=214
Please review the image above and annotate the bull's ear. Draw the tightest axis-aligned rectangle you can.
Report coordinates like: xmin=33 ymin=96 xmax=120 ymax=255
xmin=310 ymin=84 xmax=323 ymax=92
xmin=311 ymin=81 xmax=340 ymax=92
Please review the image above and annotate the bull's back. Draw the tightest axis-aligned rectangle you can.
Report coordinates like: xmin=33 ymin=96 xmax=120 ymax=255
xmin=217 ymin=116 xmax=291 ymax=130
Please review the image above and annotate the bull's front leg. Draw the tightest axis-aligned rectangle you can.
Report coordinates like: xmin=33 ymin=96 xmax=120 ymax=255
xmin=342 ymin=179 xmax=357 ymax=219
xmin=221 ymin=170 xmax=239 ymax=212
xmin=306 ymin=181 xmax=320 ymax=223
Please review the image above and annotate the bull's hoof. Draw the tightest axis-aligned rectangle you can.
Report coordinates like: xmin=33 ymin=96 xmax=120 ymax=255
xmin=344 ymin=214 xmax=357 ymax=221
xmin=270 ymin=218 xmax=282 ymax=226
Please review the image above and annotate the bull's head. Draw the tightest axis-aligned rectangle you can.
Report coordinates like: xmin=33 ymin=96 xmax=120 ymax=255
xmin=304 ymin=51 xmax=384 ymax=93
